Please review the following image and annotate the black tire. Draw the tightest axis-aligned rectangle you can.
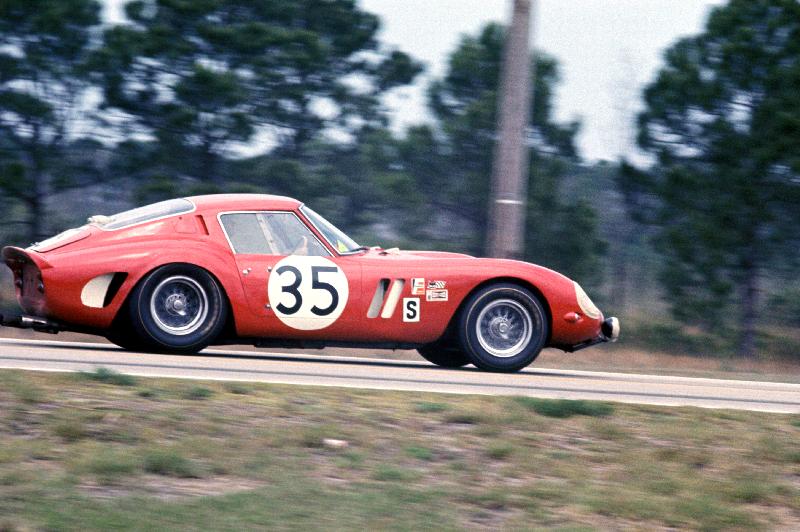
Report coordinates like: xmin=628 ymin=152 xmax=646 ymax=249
xmin=459 ymin=283 xmax=548 ymax=372
xmin=106 ymin=327 xmax=146 ymax=352
xmin=417 ymin=343 xmax=471 ymax=368
xmin=107 ymin=304 xmax=147 ymax=351
xmin=126 ymin=264 xmax=227 ymax=354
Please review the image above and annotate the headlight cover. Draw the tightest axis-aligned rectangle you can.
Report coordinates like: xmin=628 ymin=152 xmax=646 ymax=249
xmin=574 ymin=282 xmax=601 ymax=319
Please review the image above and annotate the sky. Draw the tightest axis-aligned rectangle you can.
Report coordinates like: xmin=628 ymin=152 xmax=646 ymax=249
xmin=360 ymin=0 xmax=725 ymax=162
xmin=104 ymin=0 xmax=726 ymax=162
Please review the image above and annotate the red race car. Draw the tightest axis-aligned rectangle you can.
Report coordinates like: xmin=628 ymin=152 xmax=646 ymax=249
xmin=1 ymin=194 xmax=619 ymax=372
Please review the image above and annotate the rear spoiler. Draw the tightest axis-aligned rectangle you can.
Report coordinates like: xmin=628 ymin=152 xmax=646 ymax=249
xmin=2 ymin=246 xmax=52 ymax=271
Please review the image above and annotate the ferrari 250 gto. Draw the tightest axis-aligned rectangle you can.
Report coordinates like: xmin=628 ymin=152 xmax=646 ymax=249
xmin=1 ymin=194 xmax=619 ymax=372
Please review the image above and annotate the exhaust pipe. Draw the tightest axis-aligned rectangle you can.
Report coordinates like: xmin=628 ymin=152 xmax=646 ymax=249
xmin=0 ymin=314 xmax=60 ymax=334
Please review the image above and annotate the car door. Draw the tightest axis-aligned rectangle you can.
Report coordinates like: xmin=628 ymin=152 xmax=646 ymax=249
xmin=218 ymin=211 xmax=362 ymax=339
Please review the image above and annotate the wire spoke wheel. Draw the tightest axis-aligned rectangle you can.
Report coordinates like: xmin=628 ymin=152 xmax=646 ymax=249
xmin=149 ymin=275 xmax=209 ymax=335
xmin=120 ymin=264 xmax=227 ymax=355
xmin=475 ymin=299 xmax=533 ymax=358
xmin=459 ymin=283 xmax=548 ymax=372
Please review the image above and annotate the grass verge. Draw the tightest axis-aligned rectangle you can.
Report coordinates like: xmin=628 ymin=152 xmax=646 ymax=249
xmin=0 ymin=369 xmax=798 ymax=530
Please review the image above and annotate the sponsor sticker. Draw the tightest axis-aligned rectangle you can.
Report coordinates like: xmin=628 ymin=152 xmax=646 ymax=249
xmin=426 ymin=289 xmax=448 ymax=302
xmin=427 ymin=280 xmax=446 ymax=289
xmin=411 ymin=278 xmax=426 ymax=295
xmin=403 ymin=298 xmax=420 ymax=322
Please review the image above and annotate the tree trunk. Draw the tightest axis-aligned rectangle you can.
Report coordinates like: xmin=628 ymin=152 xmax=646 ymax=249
xmin=27 ymin=141 xmax=48 ymax=243
xmin=198 ymin=137 xmax=217 ymax=183
xmin=738 ymin=258 xmax=758 ymax=358
xmin=486 ymin=0 xmax=533 ymax=259
xmin=25 ymin=176 xmax=46 ymax=243
xmin=611 ymin=224 xmax=630 ymax=313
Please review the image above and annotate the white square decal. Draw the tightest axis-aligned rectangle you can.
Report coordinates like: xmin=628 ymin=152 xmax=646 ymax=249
xmin=403 ymin=298 xmax=420 ymax=322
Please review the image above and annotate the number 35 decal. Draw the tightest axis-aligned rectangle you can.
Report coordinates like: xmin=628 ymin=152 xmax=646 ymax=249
xmin=267 ymin=256 xmax=349 ymax=330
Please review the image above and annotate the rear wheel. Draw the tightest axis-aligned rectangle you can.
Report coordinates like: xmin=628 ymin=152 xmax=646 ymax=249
xmin=107 ymin=326 xmax=146 ymax=352
xmin=125 ymin=264 xmax=227 ymax=354
xmin=417 ymin=343 xmax=470 ymax=368
xmin=459 ymin=283 xmax=548 ymax=372
xmin=107 ymin=305 xmax=146 ymax=351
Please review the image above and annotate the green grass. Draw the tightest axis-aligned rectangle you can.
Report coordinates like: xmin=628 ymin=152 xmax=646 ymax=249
xmin=486 ymin=443 xmax=514 ymax=460
xmin=513 ymin=397 xmax=615 ymax=418
xmin=182 ymin=386 xmax=214 ymax=400
xmin=444 ymin=411 xmax=484 ymax=424
xmin=79 ymin=448 xmax=140 ymax=482
xmin=617 ymin=319 xmax=800 ymax=361
xmin=413 ymin=401 xmax=449 ymax=413
xmin=371 ymin=464 xmax=416 ymax=482
xmin=7 ymin=375 xmax=47 ymax=404
xmin=405 ymin=446 xmax=434 ymax=461
xmin=142 ymin=449 xmax=200 ymax=478
xmin=53 ymin=417 xmax=88 ymax=442
xmin=78 ymin=367 xmax=137 ymax=386
xmin=0 ymin=369 xmax=797 ymax=530
xmin=224 ymin=382 xmax=251 ymax=395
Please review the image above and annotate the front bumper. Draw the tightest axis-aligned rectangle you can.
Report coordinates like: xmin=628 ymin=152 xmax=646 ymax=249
xmin=564 ymin=316 xmax=621 ymax=352
xmin=601 ymin=317 xmax=620 ymax=342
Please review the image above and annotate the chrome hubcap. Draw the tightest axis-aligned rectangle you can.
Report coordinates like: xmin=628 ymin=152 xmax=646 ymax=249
xmin=150 ymin=275 xmax=208 ymax=335
xmin=476 ymin=299 xmax=533 ymax=358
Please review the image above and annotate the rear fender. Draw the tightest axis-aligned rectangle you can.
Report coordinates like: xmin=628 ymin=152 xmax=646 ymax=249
xmin=27 ymin=237 xmax=246 ymax=331
xmin=105 ymin=241 xmax=245 ymax=330
xmin=2 ymin=247 xmax=52 ymax=316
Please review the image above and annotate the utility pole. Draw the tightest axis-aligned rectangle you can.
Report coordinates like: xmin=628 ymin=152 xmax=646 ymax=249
xmin=486 ymin=0 xmax=533 ymax=259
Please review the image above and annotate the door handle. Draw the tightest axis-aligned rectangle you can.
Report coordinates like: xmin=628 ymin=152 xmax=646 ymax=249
xmin=242 ymin=267 xmax=252 ymax=275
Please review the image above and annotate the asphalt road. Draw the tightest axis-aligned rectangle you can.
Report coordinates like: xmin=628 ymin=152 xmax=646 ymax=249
xmin=1 ymin=338 xmax=799 ymax=413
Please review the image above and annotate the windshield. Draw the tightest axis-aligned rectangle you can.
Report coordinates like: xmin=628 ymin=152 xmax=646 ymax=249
xmin=94 ymin=199 xmax=195 ymax=231
xmin=300 ymin=205 xmax=360 ymax=253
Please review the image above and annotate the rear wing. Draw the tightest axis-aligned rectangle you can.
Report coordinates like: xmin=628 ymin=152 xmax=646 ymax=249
xmin=2 ymin=246 xmax=52 ymax=272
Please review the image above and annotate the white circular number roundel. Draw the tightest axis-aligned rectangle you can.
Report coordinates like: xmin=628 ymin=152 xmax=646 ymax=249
xmin=267 ymin=256 xmax=349 ymax=330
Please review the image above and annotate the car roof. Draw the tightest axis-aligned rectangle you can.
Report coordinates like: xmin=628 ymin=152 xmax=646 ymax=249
xmin=187 ymin=194 xmax=302 ymax=212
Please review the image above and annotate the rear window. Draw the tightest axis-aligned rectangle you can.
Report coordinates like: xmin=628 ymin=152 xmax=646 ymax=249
xmin=98 ymin=199 xmax=195 ymax=231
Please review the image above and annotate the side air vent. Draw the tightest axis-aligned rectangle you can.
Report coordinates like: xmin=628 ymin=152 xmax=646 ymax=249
xmin=81 ymin=272 xmax=128 ymax=308
xmin=103 ymin=272 xmax=128 ymax=307
xmin=380 ymin=279 xmax=406 ymax=319
xmin=367 ymin=279 xmax=390 ymax=318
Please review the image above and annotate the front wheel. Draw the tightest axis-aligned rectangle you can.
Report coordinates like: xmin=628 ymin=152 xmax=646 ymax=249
xmin=125 ymin=264 xmax=227 ymax=354
xmin=459 ymin=283 xmax=548 ymax=372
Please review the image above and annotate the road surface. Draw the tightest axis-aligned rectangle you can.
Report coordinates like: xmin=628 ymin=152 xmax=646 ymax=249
xmin=1 ymin=338 xmax=799 ymax=413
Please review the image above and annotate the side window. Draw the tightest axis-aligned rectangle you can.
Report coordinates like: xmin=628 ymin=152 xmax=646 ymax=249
xmin=220 ymin=214 xmax=270 ymax=254
xmin=220 ymin=212 xmax=329 ymax=256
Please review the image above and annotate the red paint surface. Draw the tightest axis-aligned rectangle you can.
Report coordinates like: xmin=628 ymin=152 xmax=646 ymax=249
xmin=2 ymin=194 xmax=606 ymax=349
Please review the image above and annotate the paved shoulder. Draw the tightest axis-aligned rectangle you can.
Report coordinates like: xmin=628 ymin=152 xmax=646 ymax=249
xmin=1 ymin=338 xmax=798 ymax=413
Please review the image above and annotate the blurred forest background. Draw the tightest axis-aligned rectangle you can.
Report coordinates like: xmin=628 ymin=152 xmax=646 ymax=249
xmin=1 ymin=0 xmax=798 ymax=359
